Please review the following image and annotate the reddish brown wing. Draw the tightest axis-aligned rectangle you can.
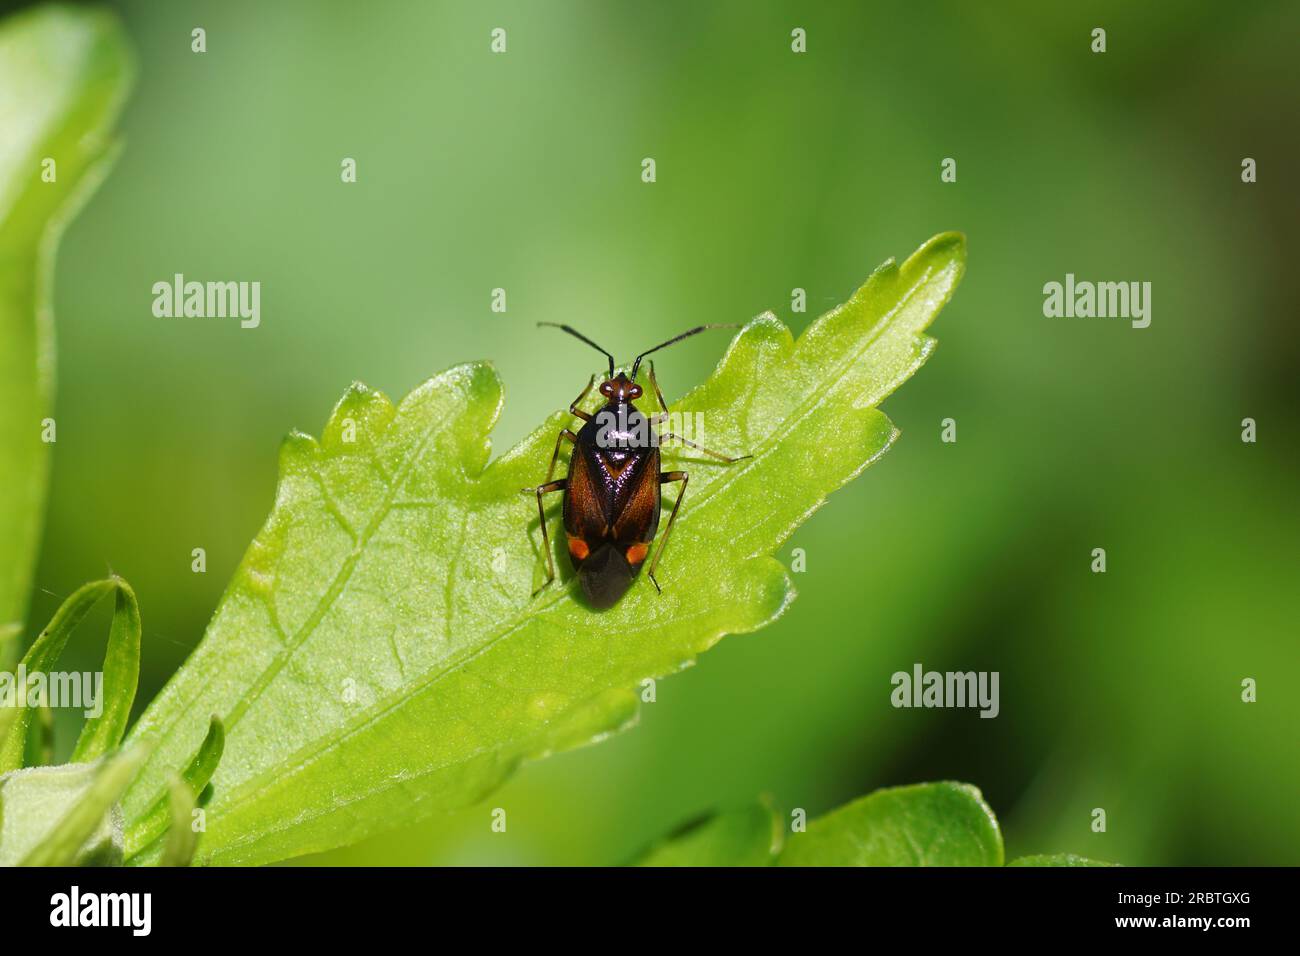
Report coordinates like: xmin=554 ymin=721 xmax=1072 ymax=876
xmin=563 ymin=447 xmax=608 ymax=542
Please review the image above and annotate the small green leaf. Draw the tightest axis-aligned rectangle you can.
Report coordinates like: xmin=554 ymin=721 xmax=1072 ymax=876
xmin=779 ymin=782 xmax=1004 ymax=867
xmin=0 ymin=577 xmax=140 ymax=773
xmin=122 ymin=234 xmax=965 ymax=865
xmin=0 ymin=578 xmax=112 ymax=772
xmin=70 ymin=580 xmax=142 ymax=762
xmin=1007 ymin=853 xmax=1118 ymax=867
xmin=159 ymin=775 xmax=199 ymax=867
xmin=123 ymin=714 xmax=223 ymax=860
xmin=0 ymin=743 xmax=148 ymax=867
xmin=631 ymin=799 xmax=784 ymax=866
xmin=0 ymin=6 xmax=133 ymax=651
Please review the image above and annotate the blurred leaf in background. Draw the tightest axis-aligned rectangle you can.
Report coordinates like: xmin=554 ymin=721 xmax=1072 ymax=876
xmin=631 ymin=798 xmax=783 ymax=867
xmin=0 ymin=5 xmax=132 ymax=668
xmin=632 ymin=782 xmax=1114 ymax=867
xmin=779 ymin=782 xmax=1004 ymax=867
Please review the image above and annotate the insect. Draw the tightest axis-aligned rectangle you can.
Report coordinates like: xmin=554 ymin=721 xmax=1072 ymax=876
xmin=525 ymin=322 xmax=750 ymax=609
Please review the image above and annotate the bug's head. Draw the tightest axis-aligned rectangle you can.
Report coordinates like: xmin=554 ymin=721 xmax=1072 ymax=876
xmin=537 ymin=321 xmax=740 ymax=396
xmin=599 ymin=372 xmax=642 ymax=403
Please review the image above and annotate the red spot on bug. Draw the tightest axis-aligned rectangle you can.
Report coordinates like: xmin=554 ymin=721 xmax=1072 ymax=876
xmin=625 ymin=542 xmax=649 ymax=565
xmin=567 ymin=536 xmax=590 ymax=561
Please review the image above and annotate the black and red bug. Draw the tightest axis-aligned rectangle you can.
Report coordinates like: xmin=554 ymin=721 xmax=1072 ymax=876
xmin=525 ymin=323 xmax=749 ymax=609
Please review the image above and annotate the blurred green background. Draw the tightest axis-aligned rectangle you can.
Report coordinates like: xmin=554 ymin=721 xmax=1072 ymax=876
xmin=16 ymin=0 xmax=1298 ymax=865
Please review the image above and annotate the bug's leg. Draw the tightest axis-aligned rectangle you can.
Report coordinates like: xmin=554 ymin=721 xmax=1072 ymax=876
xmin=518 ymin=429 xmax=577 ymax=496
xmin=657 ymin=432 xmax=752 ymax=464
xmin=544 ymin=429 xmax=577 ymax=484
xmin=647 ymin=471 xmax=688 ymax=594
xmin=530 ymin=479 xmax=567 ymax=594
xmin=568 ymin=374 xmax=598 ymax=422
xmin=648 ymin=362 xmax=749 ymax=459
xmin=647 ymin=360 xmax=670 ymax=425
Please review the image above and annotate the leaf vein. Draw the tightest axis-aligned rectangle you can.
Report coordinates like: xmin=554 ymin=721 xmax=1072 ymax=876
xmin=220 ymin=413 xmax=455 ymax=732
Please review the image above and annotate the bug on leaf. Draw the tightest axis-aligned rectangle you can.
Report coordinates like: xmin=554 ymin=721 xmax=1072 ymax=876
xmin=525 ymin=323 xmax=750 ymax=609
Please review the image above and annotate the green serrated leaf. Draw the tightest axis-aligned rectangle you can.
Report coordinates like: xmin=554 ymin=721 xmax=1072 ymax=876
xmin=1007 ymin=853 xmax=1118 ymax=867
xmin=779 ymin=782 xmax=1004 ymax=867
xmin=631 ymin=799 xmax=783 ymax=866
xmin=121 ymin=233 xmax=965 ymax=866
xmin=0 ymin=7 xmax=133 ymax=658
xmin=0 ymin=576 xmax=140 ymax=773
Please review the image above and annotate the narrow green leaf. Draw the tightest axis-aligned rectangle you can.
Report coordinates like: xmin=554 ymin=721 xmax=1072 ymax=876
xmin=0 ymin=6 xmax=133 ymax=647
xmin=1007 ymin=853 xmax=1118 ymax=867
xmin=70 ymin=579 xmax=142 ymax=762
xmin=0 ymin=578 xmax=114 ymax=772
xmin=0 ymin=700 xmax=17 ymax=767
xmin=123 ymin=715 xmax=224 ymax=860
xmin=0 ymin=623 xmax=18 ymax=675
xmin=779 ymin=782 xmax=1004 ymax=867
xmin=122 ymin=234 xmax=965 ymax=865
xmin=33 ymin=702 xmax=53 ymax=766
xmin=631 ymin=799 xmax=783 ymax=866
xmin=159 ymin=774 xmax=199 ymax=867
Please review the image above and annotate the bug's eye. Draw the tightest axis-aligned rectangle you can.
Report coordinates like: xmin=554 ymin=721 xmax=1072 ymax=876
xmin=629 ymin=385 xmax=643 ymax=398
xmin=599 ymin=382 xmax=613 ymax=395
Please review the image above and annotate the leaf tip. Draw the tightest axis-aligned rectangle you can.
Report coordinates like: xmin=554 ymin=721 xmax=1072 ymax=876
xmin=741 ymin=311 xmax=795 ymax=352
xmin=106 ymin=573 xmax=135 ymax=596
xmin=278 ymin=429 xmax=321 ymax=470
xmin=905 ymin=231 xmax=967 ymax=284
xmin=921 ymin=230 xmax=967 ymax=258
xmin=321 ymin=381 xmax=395 ymax=452
xmin=461 ymin=360 xmax=505 ymax=410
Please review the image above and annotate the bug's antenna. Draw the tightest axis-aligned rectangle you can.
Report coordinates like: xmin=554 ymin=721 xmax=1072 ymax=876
xmin=630 ymin=324 xmax=740 ymax=379
xmin=538 ymin=323 xmax=616 ymax=378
